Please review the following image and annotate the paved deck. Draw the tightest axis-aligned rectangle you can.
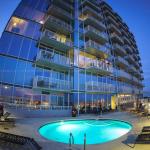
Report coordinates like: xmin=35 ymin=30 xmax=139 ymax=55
xmin=0 ymin=111 xmax=150 ymax=150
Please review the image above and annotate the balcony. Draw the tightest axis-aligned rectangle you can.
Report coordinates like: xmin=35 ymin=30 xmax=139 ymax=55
xmin=39 ymin=30 xmax=72 ymax=52
xmin=123 ymin=36 xmax=131 ymax=45
xmin=80 ymin=0 xmax=101 ymax=12
xmin=86 ymin=81 xmax=115 ymax=94
xmin=124 ymin=45 xmax=133 ymax=54
xmin=134 ymin=62 xmax=140 ymax=69
xmin=118 ymin=86 xmax=133 ymax=94
xmin=48 ymin=5 xmax=72 ymax=22
xmin=44 ymin=16 xmax=72 ymax=35
xmin=125 ymin=55 xmax=135 ymax=64
xmin=132 ymin=76 xmax=139 ymax=84
xmin=110 ymin=33 xmax=124 ymax=45
xmin=51 ymin=0 xmax=73 ymax=12
xmin=117 ymin=69 xmax=132 ymax=82
xmin=81 ymin=6 xmax=103 ymax=20
xmin=83 ymin=26 xmax=108 ymax=44
xmin=130 ymin=65 xmax=137 ymax=74
xmin=104 ymin=9 xmax=116 ymax=21
xmin=107 ymin=16 xmax=118 ymax=27
xmin=84 ymin=15 xmax=106 ymax=31
xmin=108 ymin=23 xmax=122 ymax=36
xmin=85 ymin=40 xmax=109 ymax=59
xmin=86 ymin=60 xmax=113 ymax=76
xmin=35 ymin=50 xmax=71 ymax=71
xmin=115 ymin=56 xmax=129 ymax=69
xmin=33 ymin=76 xmax=71 ymax=93
xmin=113 ymin=44 xmax=126 ymax=56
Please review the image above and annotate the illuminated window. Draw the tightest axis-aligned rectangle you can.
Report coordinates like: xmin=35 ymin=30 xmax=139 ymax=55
xmin=6 ymin=17 xmax=28 ymax=34
xmin=56 ymin=34 xmax=66 ymax=43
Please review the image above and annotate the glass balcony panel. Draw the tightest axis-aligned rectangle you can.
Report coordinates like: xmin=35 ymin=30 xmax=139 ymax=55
xmin=36 ymin=50 xmax=70 ymax=71
xmin=83 ymin=15 xmax=106 ymax=31
xmin=48 ymin=5 xmax=72 ymax=22
xmin=113 ymin=44 xmax=126 ymax=56
xmin=85 ymin=40 xmax=109 ymax=59
xmin=81 ymin=6 xmax=103 ymax=20
xmin=33 ymin=76 xmax=71 ymax=92
xmin=111 ymin=33 xmax=124 ymax=45
xmin=40 ymin=30 xmax=72 ymax=51
xmin=44 ymin=16 xmax=72 ymax=35
xmin=83 ymin=26 xmax=108 ymax=44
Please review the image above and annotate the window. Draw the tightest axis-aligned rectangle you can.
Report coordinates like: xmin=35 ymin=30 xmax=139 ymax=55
xmin=0 ymin=32 xmax=12 ymax=54
xmin=7 ymin=34 xmax=23 ymax=57
xmin=7 ymin=17 xmax=29 ymax=34
xmin=24 ymin=62 xmax=35 ymax=86
xmin=14 ymin=61 xmax=26 ymax=85
xmin=19 ymin=38 xmax=31 ymax=60
xmin=2 ymin=57 xmax=17 ymax=84
xmin=6 ymin=16 xmax=41 ymax=40
xmin=28 ymin=40 xmax=39 ymax=61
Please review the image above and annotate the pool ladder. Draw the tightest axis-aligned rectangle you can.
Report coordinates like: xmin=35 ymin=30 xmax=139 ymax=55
xmin=69 ymin=133 xmax=74 ymax=150
xmin=68 ymin=133 xmax=86 ymax=150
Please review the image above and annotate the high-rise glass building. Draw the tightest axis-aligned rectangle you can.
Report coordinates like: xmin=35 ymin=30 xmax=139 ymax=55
xmin=0 ymin=0 xmax=144 ymax=116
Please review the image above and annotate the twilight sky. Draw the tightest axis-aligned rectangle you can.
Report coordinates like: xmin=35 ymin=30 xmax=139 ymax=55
xmin=0 ymin=0 xmax=150 ymax=95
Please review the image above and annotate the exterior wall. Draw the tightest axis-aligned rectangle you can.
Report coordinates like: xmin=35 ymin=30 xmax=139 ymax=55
xmin=0 ymin=0 xmax=144 ymax=117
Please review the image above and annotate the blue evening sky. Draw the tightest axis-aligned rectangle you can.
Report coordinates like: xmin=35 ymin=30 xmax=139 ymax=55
xmin=0 ymin=0 xmax=150 ymax=94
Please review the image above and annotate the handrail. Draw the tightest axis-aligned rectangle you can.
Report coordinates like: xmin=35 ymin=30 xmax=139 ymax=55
xmin=69 ymin=133 xmax=74 ymax=149
xmin=84 ymin=133 xmax=86 ymax=150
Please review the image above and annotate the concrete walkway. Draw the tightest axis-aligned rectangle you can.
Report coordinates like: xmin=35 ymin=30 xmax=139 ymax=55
xmin=0 ymin=111 xmax=150 ymax=150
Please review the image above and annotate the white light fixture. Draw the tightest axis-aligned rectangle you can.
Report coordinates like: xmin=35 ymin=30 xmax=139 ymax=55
xmin=4 ymin=86 xmax=8 ymax=89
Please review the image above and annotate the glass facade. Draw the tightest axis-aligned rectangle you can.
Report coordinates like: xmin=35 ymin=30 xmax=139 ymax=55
xmin=0 ymin=0 xmax=143 ymax=115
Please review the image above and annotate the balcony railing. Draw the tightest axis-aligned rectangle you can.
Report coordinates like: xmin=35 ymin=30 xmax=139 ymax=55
xmin=133 ymin=76 xmax=139 ymax=83
xmin=84 ymin=15 xmax=106 ymax=31
xmin=123 ymin=36 xmax=131 ymax=44
xmin=126 ymin=55 xmax=135 ymax=63
xmin=113 ymin=44 xmax=126 ymax=56
xmin=117 ymin=69 xmax=132 ymax=81
xmin=81 ymin=6 xmax=103 ymax=20
xmin=110 ymin=33 xmax=124 ymax=44
xmin=33 ymin=76 xmax=71 ymax=92
xmin=118 ymin=86 xmax=133 ymax=94
xmin=124 ymin=45 xmax=133 ymax=54
xmin=130 ymin=65 xmax=137 ymax=73
xmin=107 ymin=16 xmax=118 ymax=26
xmin=86 ymin=81 xmax=115 ymax=93
xmin=108 ymin=23 xmax=122 ymax=35
xmin=86 ymin=59 xmax=113 ymax=75
xmin=48 ymin=5 xmax=72 ymax=21
xmin=51 ymin=0 xmax=73 ymax=11
xmin=44 ymin=16 xmax=72 ymax=35
xmin=116 ymin=56 xmax=129 ymax=68
xmin=81 ymin=0 xmax=101 ymax=11
xmin=104 ymin=9 xmax=116 ymax=21
xmin=84 ymin=26 xmax=108 ymax=43
xmin=85 ymin=40 xmax=109 ymax=58
xmin=40 ymin=30 xmax=72 ymax=51
xmin=36 ymin=50 xmax=70 ymax=70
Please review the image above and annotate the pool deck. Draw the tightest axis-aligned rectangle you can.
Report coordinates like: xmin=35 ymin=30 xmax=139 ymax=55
xmin=0 ymin=111 xmax=150 ymax=150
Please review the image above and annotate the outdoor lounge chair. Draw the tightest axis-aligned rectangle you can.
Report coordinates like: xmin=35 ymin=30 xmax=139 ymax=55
xmin=135 ymin=126 xmax=150 ymax=144
xmin=0 ymin=112 xmax=11 ymax=121
xmin=135 ymin=133 xmax=150 ymax=144
xmin=0 ymin=112 xmax=15 ymax=127
xmin=0 ymin=131 xmax=42 ymax=150
xmin=142 ymin=126 xmax=150 ymax=132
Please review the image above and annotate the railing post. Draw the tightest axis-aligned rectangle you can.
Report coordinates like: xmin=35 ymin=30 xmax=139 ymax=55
xmin=84 ymin=133 xmax=86 ymax=150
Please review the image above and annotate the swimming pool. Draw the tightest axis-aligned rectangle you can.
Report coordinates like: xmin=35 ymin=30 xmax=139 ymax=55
xmin=38 ymin=119 xmax=132 ymax=144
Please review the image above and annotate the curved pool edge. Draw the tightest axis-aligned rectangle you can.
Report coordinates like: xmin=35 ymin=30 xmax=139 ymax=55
xmin=38 ymin=118 xmax=132 ymax=145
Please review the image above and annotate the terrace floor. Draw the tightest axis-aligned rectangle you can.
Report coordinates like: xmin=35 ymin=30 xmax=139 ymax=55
xmin=0 ymin=111 xmax=150 ymax=150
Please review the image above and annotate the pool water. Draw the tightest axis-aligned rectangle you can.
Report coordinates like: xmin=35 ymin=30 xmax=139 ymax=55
xmin=38 ymin=119 xmax=132 ymax=145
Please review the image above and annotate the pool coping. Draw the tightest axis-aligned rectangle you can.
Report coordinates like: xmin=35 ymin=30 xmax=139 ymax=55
xmin=37 ymin=117 xmax=133 ymax=146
